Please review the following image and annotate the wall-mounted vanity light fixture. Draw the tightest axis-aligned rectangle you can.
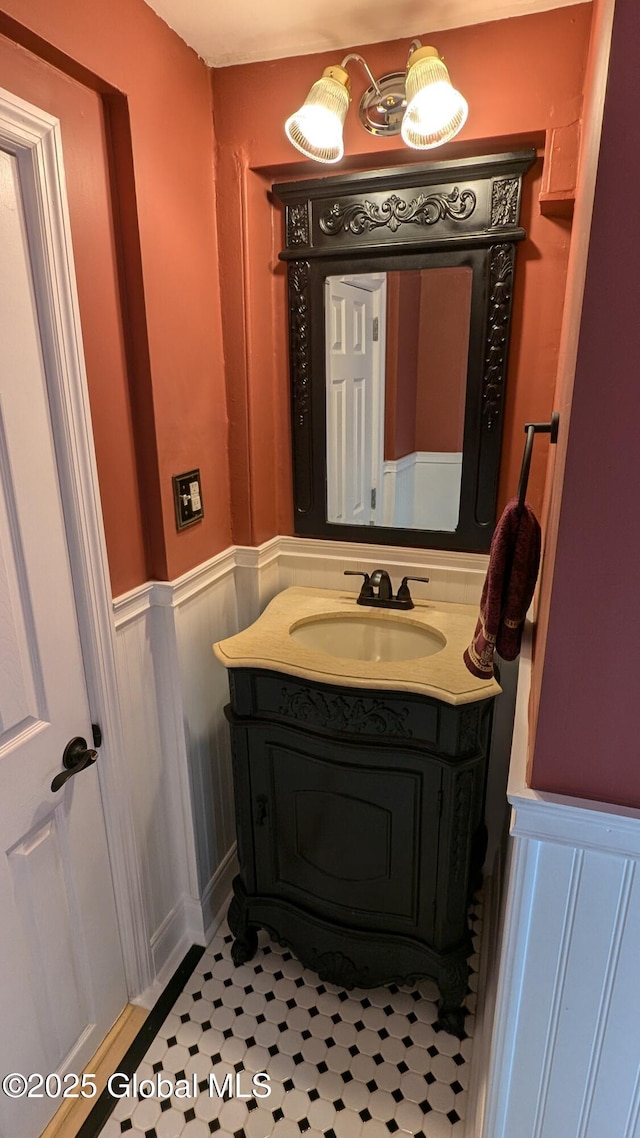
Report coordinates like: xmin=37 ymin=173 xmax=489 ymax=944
xmin=284 ymin=41 xmax=468 ymax=164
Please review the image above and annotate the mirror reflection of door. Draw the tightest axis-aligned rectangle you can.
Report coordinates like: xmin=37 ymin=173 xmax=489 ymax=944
xmin=325 ymin=274 xmax=385 ymax=525
xmin=325 ymin=267 xmax=472 ymax=531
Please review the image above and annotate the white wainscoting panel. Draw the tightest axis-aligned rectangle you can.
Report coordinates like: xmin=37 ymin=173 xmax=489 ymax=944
xmin=381 ymin=452 xmax=462 ymax=530
xmin=274 ymin=534 xmax=487 ymax=607
xmin=113 ymin=589 xmax=193 ymax=988
xmin=381 ymin=453 xmax=414 ymax=527
xmin=113 ymin=557 xmax=243 ymax=988
xmin=112 ymin=591 xmax=201 ymax=1001
xmin=235 ymin=538 xmax=282 ymax=629
xmin=481 ymin=641 xmax=640 ymax=1138
xmin=171 ymin=558 xmax=239 ymax=928
xmin=412 ymin=452 xmax=462 ymax=532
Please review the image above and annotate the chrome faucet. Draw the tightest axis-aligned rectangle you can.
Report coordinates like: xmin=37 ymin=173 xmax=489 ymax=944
xmin=344 ymin=569 xmax=430 ymax=610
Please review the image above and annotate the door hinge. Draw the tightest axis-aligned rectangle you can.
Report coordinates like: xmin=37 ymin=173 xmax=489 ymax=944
xmin=370 ymin=487 xmax=377 ymax=509
xmin=92 ymin=723 xmax=102 ymax=748
xmin=372 ymin=316 xmax=379 ymax=342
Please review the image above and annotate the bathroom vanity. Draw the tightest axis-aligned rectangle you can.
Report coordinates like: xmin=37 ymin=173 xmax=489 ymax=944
xmin=214 ymin=586 xmax=500 ymax=1035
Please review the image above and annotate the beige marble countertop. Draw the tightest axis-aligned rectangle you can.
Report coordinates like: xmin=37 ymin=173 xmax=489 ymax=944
xmin=213 ymin=586 xmax=501 ymax=706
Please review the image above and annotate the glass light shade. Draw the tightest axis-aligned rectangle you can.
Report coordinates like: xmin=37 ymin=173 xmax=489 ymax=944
xmin=401 ymin=47 xmax=468 ymax=150
xmin=285 ymin=66 xmax=351 ymax=164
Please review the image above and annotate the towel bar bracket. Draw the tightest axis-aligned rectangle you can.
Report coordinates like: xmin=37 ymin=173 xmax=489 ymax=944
xmin=522 ymin=411 xmax=559 ymax=442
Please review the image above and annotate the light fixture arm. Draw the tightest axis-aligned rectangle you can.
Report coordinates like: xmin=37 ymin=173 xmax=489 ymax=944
xmin=340 ymin=53 xmax=383 ymax=97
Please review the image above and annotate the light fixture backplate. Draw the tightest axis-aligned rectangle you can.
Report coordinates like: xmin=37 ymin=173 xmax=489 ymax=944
xmin=358 ymin=72 xmax=407 ymax=136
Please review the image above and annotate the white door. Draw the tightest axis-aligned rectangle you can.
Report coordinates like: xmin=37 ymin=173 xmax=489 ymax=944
xmin=325 ymin=278 xmax=376 ymax=525
xmin=0 ymin=139 xmax=127 ymax=1136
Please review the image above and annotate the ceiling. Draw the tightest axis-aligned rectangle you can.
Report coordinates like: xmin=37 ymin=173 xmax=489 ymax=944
xmin=142 ymin=0 xmax=585 ymax=68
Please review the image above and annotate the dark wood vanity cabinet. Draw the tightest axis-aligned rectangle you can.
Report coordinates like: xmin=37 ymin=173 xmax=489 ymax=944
xmin=226 ymin=668 xmax=494 ymax=1035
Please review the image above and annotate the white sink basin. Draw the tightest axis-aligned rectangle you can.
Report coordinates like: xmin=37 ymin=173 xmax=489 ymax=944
xmin=289 ymin=614 xmax=446 ymax=663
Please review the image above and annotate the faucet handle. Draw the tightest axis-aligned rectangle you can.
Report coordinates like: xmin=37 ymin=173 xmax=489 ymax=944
xmin=344 ymin=570 xmax=374 ymax=599
xmin=397 ymin=576 xmax=430 ymax=605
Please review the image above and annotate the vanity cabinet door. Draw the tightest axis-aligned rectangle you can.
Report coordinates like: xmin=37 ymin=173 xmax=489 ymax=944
xmin=236 ymin=719 xmax=442 ymax=942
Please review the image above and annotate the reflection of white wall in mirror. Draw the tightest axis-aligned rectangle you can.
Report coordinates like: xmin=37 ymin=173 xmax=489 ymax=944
xmin=382 ymin=452 xmax=462 ymax=531
xmin=325 ymin=275 xmax=386 ymax=526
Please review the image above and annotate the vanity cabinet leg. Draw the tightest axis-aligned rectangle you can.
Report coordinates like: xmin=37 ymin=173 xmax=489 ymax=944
xmin=436 ymin=1001 xmax=467 ymax=1039
xmin=434 ymin=954 xmax=469 ymax=1039
xmin=228 ymin=877 xmax=258 ymax=965
xmin=231 ymin=926 xmax=258 ymax=966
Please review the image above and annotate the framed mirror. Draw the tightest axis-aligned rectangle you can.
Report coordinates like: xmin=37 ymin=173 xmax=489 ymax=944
xmin=273 ymin=151 xmax=535 ymax=552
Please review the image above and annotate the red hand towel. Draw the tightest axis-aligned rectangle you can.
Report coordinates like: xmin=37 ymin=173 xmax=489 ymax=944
xmin=464 ymin=498 xmax=541 ymax=679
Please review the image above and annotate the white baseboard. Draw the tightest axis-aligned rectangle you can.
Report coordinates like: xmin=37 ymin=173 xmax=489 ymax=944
xmin=464 ymin=860 xmax=504 ymax=1138
xmin=132 ymin=849 xmax=239 ymax=1010
xmin=133 ymin=893 xmax=206 ymax=1010
xmin=200 ymin=842 xmax=239 ymax=945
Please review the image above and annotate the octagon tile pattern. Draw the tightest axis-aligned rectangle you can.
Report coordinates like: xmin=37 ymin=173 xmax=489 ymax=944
xmin=97 ymin=899 xmax=482 ymax=1138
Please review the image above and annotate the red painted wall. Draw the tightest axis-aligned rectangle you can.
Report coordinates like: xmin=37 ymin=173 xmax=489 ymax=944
xmin=384 ymin=269 xmax=469 ymax=460
xmin=0 ymin=34 xmax=148 ymax=592
xmin=212 ymin=4 xmax=592 ymax=545
xmin=0 ymin=0 xmax=231 ymax=594
xmin=531 ymin=0 xmax=640 ymax=808
xmin=0 ymin=2 xmax=594 ymax=592
xmin=415 ymin=269 xmax=470 ymax=454
xmin=384 ymin=273 xmax=421 ymax=461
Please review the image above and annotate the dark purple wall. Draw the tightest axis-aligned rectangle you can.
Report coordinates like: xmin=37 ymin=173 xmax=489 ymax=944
xmin=532 ymin=0 xmax=640 ymax=807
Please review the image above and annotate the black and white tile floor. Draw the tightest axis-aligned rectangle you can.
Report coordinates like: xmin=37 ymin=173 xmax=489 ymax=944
xmin=99 ymin=900 xmax=482 ymax=1138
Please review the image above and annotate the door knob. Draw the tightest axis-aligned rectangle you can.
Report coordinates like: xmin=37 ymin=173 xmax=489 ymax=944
xmin=51 ymin=736 xmax=98 ymax=793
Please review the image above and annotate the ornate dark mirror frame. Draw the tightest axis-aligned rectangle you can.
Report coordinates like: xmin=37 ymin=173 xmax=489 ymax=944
xmin=273 ymin=150 xmax=536 ymax=552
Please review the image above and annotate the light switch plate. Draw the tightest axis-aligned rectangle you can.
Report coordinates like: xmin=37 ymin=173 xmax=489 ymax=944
xmin=172 ymin=469 xmax=204 ymax=530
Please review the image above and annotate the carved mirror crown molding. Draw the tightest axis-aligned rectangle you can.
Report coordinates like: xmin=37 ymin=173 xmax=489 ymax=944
xmin=273 ymin=150 xmax=535 ymax=553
